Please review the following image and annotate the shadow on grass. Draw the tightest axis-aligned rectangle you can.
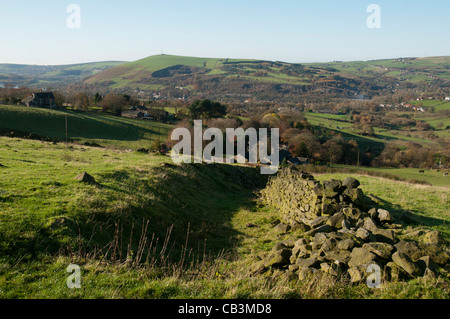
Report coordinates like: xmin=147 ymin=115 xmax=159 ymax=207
xmin=0 ymin=107 xmax=170 ymax=146
xmin=369 ymin=194 xmax=448 ymax=231
xmin=65 ymin=163 xmax=269 ymax=264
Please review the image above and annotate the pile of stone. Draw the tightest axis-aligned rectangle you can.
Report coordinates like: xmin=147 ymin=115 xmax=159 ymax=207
xmin=254 ymin=168 xmax=448 ymax=283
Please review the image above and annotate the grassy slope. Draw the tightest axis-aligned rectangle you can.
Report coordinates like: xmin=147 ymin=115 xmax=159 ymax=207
xmin=88 ymin=54 xmax=311 ymax=88
xmin=305 ymin=111 xmax=449 ymax=151
xmin=86 ymin=55 xmax=226 ymax=86
xmin=314 ymin=173 xmax=449 ymax=238
xmin=305 ymin=56 xmax=450 ymax=82
xmin=0 ymin=137 xmax=449 ymax=298
xmin=0 ymin=61 xmax=126 ymax=87
xmin=0 ymin=106 xmax=448 ymax=298
xmin=86 ymin=55 xmax=450 ymax=91
xmin=0 ymin=105 xmax=172 ymax=150
xmin=0 ymin=137 xmax=271 ymax=298
xmin=0 ymin=137 xmax=266 ymax=259
xmin=330 ymin=164 xmax=450 ymax=188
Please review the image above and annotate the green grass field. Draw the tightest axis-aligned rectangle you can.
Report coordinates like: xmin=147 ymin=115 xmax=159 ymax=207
xmin=305 ymin=56 xmax=450 ymax=82
xmin=0 ymin=135 xmax=449 ymax=299
xmin=329 ymin=164 xmax=450 ymax=188
xmin=0 ymin=105 xmax=449 ymax=299
xmin=409 ymin=99 xmax=450 ymax=112
xmin=0 ymin=105 xmax=172 ymax=150
xmin=305 ymin=110 xmax=449 ymax=151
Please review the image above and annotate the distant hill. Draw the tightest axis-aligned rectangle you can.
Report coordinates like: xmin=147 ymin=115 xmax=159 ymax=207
xmin=1 ymin=55 xmax=449 ymax=101
xmin=85 ymin=54 xmax=450 ymax=101
xmin=0 ymin=61 xmax=126 ymax=88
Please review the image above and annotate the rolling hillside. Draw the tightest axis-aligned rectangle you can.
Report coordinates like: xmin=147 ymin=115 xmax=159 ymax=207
xmin=2 ymin=55 xmax=449 ymax=101
xmin=0 ymin=61 xmax=126 ymax=88
xmin=0 ymin=104 xmax=171 ymax=150
xmin=85 ymin=54 xmax=450 ymax=101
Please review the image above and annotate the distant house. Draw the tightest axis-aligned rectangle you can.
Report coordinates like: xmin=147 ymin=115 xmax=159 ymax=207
xmin=23 ymin=92 xmax=55 ymax=108
xmin=288 ymin=156 xmax=309 ymax=165
xmin=122 ymin=110 xmax=153 ymax=120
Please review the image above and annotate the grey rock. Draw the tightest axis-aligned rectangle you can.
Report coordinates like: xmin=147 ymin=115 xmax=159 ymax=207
xmin=418 ymin=244 xmax=449 ymax=266
xmin=263 ymin=248 xmax=292 ymax=268
xmin=337 ymin=238 xmax=356 ymax=251
xmin=355 ymin=228 xmax=371 ymax=242
xmin=348 ymin=266 xmax=364 ymax=283
xmin=372 ymin=228 xmax=397 ymax=244
xmin=288 ymin=264 xmax=300 ymax=273
xmin=368 ymin=207 xmax=378 ymax=219
xmin=294 ymin=238 xmax=309 ymax=247
xmin=363 ymin=217 xmax=378 ymax=232
xmin=386 ymin=261 xmax=408 ymax=281
xmin=423 ymin=230 xmax=442 ymax=246
xmin=250 ymin=261 xmax=265 ymax=274
xmin=273 ymin=222 xmax=290 ymax=234
xmin=341 ymin=219 xmax=351 ymax=230
xmin=313 ymin=232 xmax=329 ymax=246
xmin=327 ymin=212 xmax=346 ymax=229
xmin=343 ymin=177 xmax=360 ymax=189
xmin=394 ymin=240 xmax=422 ymax=260
xmin=320 ymin=238 xmax=338 ymax=253
xmin=308 ymin=216 xmax=329 ymax=228
xmin=281 ymin=239 xmax=296 ymax=248
xmin=306 ymin=224 xmax=334 ymax=236
xmin=362 ymin=242 xmax=394 ymax=260
xmin=320 ymin=262 xmax=342 ymax=277
xmin=75 ymin=172 xmax=96 ymax=184
xmin=271 ymin=242 xmax=287 ymax=252
xmin=323 ymin=179 xmax=342 ymax=192
xmin=391 ymin=251 xmax=421 ymax=276
xmin=324 ymin=249 xmax=351 ymax=264
xmin=423 ymin=267 xmax=437 ymax=279
xmin=290 ymin=248 xmax=309 ymax=263
xmin=291 ymin=221 xmax=310 ymax=232
xmin=295 ymin=256 xmax=321 ymax=269
xmin=416 ymin=256 xmax=438 ymax=273
xmin=348 ymin=247 xmax=377 ymax=267
xmin=377 ymin=209 xmax=393 ymax=223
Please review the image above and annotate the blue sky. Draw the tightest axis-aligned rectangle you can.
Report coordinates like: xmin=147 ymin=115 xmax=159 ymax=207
xmin=0 ymin=0 xmax=449 ymax=65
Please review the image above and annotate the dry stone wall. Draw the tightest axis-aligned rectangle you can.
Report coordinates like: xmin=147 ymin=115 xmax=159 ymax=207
xmin=260 ymin=167 xmax=373 ymax=224
xmin=256 ymin=167 xmax=449 ymax=283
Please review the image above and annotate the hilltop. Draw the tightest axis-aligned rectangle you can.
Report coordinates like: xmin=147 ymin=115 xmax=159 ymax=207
xmin=0 ymin=61 xmax=126 ymax=88
xmin=2 ymin=54 xmax=449 ymax=102
xmin=85 ymin=54 xmax=450 ymax=101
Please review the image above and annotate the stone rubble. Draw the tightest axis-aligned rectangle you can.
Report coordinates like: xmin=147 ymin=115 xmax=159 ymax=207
xmin=255 ymin=167 xmax=449 ymax=283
